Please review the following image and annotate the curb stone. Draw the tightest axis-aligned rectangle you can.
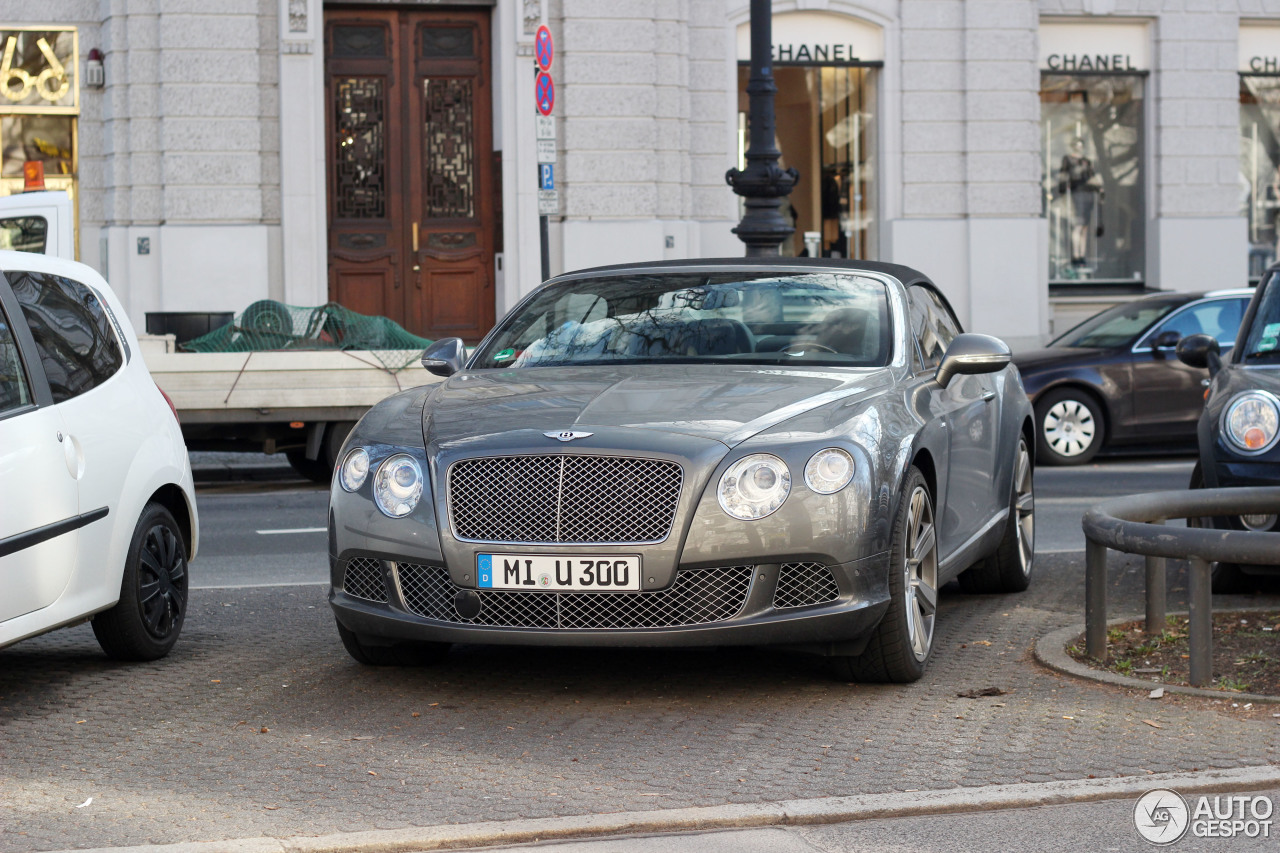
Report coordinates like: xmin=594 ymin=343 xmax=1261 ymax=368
xmin=48 ymin=766 xmax=1280 ymax=853
xmin=1035 ymin=610 xmax=1280 ymax=704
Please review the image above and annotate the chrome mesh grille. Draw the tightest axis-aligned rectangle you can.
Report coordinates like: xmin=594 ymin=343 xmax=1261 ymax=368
xmin=448 ymin=455 xmax=683 ymax=544
xmin=342 ymin=557 xmax=387 ymax=603
xmin=773 ymin=562 xmax=840 ymax=609
xmin=396 ymin=563 xmax=753 ymax=629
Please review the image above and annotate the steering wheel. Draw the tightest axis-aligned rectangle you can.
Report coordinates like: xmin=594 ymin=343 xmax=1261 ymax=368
xmin=780 ymin=341 xmax=838 ymax=355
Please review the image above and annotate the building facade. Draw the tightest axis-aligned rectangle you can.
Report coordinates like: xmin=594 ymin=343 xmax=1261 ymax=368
xmin=1 ymin=0 xmax=1277 ymax=350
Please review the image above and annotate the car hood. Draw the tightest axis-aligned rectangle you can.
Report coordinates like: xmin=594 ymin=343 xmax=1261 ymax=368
xmin=1012 ymin=346 xmax=1109 ymax=371
xmin=422 ymin=364 xmax=893 ymax=450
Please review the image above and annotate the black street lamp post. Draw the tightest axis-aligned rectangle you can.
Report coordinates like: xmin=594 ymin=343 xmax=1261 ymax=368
xmin=726 ymin=0 xmax=798 ymax=256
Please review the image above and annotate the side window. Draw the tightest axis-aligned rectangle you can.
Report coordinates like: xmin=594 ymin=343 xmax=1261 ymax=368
xmin=0 ymin=216 xmax=48 ymax=254
xmin=8 ymin=271 xmax=124 ymax=403
xmin=908 ymin=285 xmax=955 ymax=369
xmin=0 ymin=302 xmax=32 ymax=415
xmin=1144 ymin=298 xmax=1248 ymax=348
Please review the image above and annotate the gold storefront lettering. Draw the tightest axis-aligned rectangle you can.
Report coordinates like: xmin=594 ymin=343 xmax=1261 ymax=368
xmin=1 ymin=36 xmax=70 ymax=103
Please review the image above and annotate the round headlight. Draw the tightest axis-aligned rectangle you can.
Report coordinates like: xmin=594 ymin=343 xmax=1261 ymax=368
xmin=804 ymin=448 xmax=855 ymax=494
xmin=718 ymin=453 xmax=791 ymax=520
xmin=1223 ymin=391 xmax=1280 ymax=455
xmin=373 ymin=454 xmax=423 ymax=517
xmin=339 ymin=447 xmax=370 ymax=492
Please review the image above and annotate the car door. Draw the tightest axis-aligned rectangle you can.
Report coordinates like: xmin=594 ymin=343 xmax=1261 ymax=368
xmin=0 ymin=278 xmax=80 ymax=623
xmin=908 ymin=285 xmax=999 ymax=557
xmin=1129 ymin=296 xmax=1250 ymax=438
xmin=6 ymin=269 xmax=133 ymax=593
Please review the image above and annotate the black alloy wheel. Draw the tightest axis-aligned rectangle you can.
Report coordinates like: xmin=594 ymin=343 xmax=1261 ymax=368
xmin=93 ymin=502 xmax=189 ymax=661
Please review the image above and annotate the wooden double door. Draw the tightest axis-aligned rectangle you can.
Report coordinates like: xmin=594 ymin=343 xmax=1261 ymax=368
xmin=325 ymin=7 xmax=496 ymax=342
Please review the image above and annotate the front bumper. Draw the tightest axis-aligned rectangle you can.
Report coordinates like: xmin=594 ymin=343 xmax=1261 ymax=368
xmin=329 ymin=551 xmax=891 ymax=652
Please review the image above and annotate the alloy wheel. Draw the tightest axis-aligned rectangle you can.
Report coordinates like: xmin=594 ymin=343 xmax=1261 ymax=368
xmin=1042 ymin=399 xmax=1096 ymax=458
xmin=903 ymin=485 xmax=938 ymax=661
xmin=136 ymin=522 xmax=187 ymax=640
xmin=1013 ymin=440 xmax=1035 ymax=574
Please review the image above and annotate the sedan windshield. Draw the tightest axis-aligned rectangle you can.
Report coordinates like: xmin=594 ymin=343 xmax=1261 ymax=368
xmin=471 ymin=272 xmax=893 ymax=369
xmin=1240 ymin=272 xmax=1280 ymax=364
xmin=1050 ymin=299 xmax=1181 ymax=349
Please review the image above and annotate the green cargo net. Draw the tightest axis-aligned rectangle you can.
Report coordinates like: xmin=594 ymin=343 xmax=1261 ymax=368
xmin=181 ymin=300 xmax=433 ymax=371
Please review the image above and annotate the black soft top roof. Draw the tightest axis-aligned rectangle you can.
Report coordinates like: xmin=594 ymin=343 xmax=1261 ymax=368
xmin=551 ymin=256 xmax=936 ymax=290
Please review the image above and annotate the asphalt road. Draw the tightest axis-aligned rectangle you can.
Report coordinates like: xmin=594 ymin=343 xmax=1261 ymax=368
xmin=189 ymin=453 xmax=1200 ymax=590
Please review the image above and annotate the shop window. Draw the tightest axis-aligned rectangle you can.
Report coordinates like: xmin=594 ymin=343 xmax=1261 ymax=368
xmin=0 ymin=28 xmax=78 ymax=250
xmin=737 ymin=65 xmax=877 ymax=260
xmin=1240 ymin=74 xmax=1280 ymax=283
xmin=1041 ymin=74 xmax=1145 ymax=286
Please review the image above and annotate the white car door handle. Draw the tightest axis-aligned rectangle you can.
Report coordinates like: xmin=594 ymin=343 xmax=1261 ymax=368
xmin=63 ymin=433 xmax=85 ymax=479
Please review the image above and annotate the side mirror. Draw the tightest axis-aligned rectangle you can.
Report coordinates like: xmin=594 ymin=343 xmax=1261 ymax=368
xmin=1152 ymin=329 xmax=1181 ymax=349
xmin=421 ymin=337 xmax=466 ymax=377
xmin=935 ymin=333 xmax=1012 ymax=389
xmin=1175 ymin=333 xmax=1221 ymax=374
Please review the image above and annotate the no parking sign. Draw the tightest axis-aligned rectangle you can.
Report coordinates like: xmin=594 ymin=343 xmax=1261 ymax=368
xmin=535 ymin=25 xmax=554 ymax=71
xmin=535 ymin=72 xmax=554 ymax=116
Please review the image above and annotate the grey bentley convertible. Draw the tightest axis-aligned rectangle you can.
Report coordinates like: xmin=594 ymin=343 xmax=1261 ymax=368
xmin=328 ymin=258 xmax=1035 ymax=682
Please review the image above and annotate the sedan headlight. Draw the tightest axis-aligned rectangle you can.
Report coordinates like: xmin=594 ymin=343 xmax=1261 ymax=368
xmin=373 ymin=454 xmax=424 ymax=517
xmin=1223 ymin=391 xmax=1280 ymax=454
xmin=804 ymin=447 xmax=855 ymax=494
xmin=718 ymin=453 xmax=791 ymax=520
xmin=339 ymin=447 xmax=370 ymax=492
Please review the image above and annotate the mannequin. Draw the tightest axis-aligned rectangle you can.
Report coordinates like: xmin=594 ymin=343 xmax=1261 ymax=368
xmin=1058 ymin=138 xmax=1103 ymax=266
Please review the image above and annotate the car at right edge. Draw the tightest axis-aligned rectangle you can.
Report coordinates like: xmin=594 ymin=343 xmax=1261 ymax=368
xmin=1178 ymin=264 xmax=1280 ymax=590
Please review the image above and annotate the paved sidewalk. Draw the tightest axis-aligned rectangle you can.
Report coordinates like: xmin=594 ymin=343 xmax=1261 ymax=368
xmin=2 ymin=552 xmax=1278 ymax=852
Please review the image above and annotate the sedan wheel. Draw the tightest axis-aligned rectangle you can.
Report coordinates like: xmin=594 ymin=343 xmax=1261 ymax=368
xmin=92 ymin=502 xmax=189 ymax=661
xmin=832 ymin=466 xmax=937 ymax=683
xmin=1036 ymin=388 xmax=1103 ymax=465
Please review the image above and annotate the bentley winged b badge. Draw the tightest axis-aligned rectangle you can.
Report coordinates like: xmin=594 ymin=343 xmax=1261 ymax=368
xmin=544 ymin=430 xmax=593 ymax=442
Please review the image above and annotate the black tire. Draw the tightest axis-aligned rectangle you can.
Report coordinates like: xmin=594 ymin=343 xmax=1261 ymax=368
xmin=336 ymin=621 xmax=450 ymax=667
xmin=285 ymin=449 xmax=331 ymax=483
xmin=960 ymin=436 xmax=1035 ymax=594
xmin=285 ymin=422 xmax=357 ymax=484
xmin=92 ymin=503 xmax=189 ymax=661
xmin=1034 ymin=387 xmax=1104 ymax=466
xmin=1187 ymin=462 xmax=1247 ymax=593
xmin=324 ymin=421 xmax=358 ymax=470
xmin=831 ymin=467 xmax=938 ymax=683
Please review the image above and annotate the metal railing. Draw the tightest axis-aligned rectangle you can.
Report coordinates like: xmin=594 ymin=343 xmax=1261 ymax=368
xmin=1081 ymin=487 xmax=1280 ymax=687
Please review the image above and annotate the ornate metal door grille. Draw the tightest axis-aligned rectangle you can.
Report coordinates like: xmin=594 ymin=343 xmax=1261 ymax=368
xmin=333 ymin=77 xmax=387 ymax=220
xmin=423 ymin=78 xmax=475 ymax=219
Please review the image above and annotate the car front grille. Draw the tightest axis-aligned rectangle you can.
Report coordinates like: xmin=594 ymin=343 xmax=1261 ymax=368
xmin=396 ymin=563 xmax=753 ymax=629
xmin=342 ymin=557 xmax=387 ymax=603
xmin=773 ymin=561 xmax=841 ymax=609
xmin=447 ymin=454 xmax=683 ymax=544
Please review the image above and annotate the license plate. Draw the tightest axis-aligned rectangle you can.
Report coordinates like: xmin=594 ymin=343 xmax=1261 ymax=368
xmin=476 ymin=554 xmax=641 ymax=591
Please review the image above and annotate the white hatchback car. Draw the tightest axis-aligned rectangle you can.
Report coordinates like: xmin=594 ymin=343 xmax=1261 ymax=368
xmin=0 ymin=250 xmax=198 ymax=659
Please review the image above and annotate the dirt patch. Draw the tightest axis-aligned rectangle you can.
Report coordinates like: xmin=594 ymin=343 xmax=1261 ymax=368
xmin=1069 ymin=611 xmax=1280 ymax=696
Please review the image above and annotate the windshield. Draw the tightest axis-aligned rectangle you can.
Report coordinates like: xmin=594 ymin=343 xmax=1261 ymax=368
xmin=1240 ymin=272 xmax=1280 ymax=364
xmin=1050 ymin=299 xmax=1180 ymax=349
xmin=471 ymin=272 xmax=893 ymax=370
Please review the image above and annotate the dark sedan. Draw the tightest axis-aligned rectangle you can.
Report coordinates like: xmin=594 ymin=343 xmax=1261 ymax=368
xmin=327 ymin=258 xmax=1034 ymax=683
xmin=1178 ymin=267 xmax=1280 ymax=589
xmin=1013 ymin=289 xmax=1253 ymax=465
